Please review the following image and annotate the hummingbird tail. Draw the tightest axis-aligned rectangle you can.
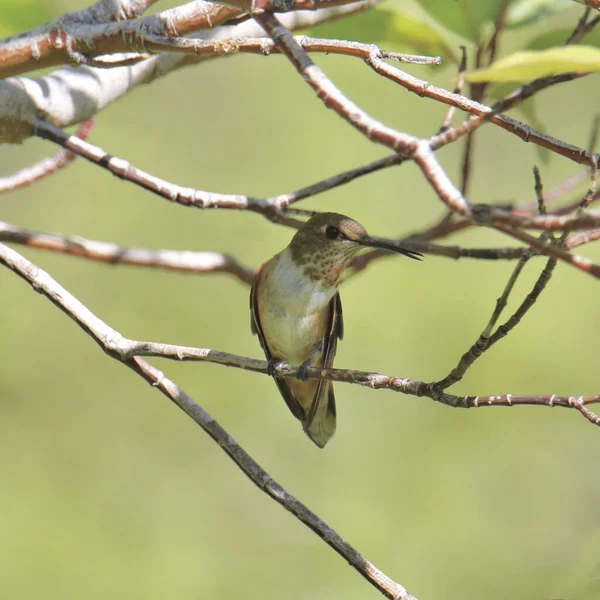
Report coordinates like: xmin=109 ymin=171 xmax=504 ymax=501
xmin=304 ymin=382 xmax=336 ymax=449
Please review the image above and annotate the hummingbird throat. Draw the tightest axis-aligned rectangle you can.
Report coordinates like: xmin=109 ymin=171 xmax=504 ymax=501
xmin=290 ymin=243 xmax=358 ymax=287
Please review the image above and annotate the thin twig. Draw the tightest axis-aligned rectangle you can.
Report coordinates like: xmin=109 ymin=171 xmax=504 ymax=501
xmin=486 ymin=0 xmax=509 ymax=65
xmin=271 ymin=154 xmax=406 ymax=208
xmin=493 ymin=224 xmax=600 ymax=278
xmin=366 ymin=55 xmax=598 ymax=168
xmin=533 ymin=166 xmax=546 ymax=215
xmin=580 ymin=115 xmax=600 ymax=211
xmin=488 ymin=258 xmax=556 ymax=347
xmin=254 ymin=13 xmax=472 ymax=217
xmin=141 ymin=34 xmax=441 ymax=65
xmin=432 ymin=249 xmax=535 ymax=391
xmin=0 ymin=222 xmax=255 ymax=284
xmin=515 ymin=169 xmax=590 ymax=214
xmin=438 ymin=46 xmax=467 ymax=134
xmin=29 ymin=120 xmax=399 ymax=225
xmin=0 ymin=119 xmax=95 ymax=193
xmin=569 ymin=14 xmax=600 ymax=45
xmin=566 ymin=8 xmax=592 ymax=44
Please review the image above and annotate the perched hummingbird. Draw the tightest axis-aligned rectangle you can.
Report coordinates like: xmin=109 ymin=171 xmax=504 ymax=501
xmin=250 ymin=212 xmax=422 ymax=448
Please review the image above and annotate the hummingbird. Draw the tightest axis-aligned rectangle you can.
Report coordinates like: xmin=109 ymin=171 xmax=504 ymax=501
xmin=250 ymin=212 xmax=422 ymax=448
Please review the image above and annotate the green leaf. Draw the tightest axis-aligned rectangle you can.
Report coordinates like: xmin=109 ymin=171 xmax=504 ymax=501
xmin=526 ymin=27 xmax=600 ymax=51
xmin=465 ymin=45 xmax=600 ymax=82
xmin=301 ymin=8 xmax=457 ymax=65
xmin=0 ymin=0 xmax=52 ymax=37
xmin=506 ymin=0 xmax=571 ymax=29
xmin=414 ymin=0 xmax=509 ymax=43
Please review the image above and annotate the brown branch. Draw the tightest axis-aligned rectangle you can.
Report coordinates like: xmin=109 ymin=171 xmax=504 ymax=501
xmin=493 ymin=224 xmax=600 ymax=278
xmin=2 ymin=242 xmax=598 ymax=430
xmin=487 ymin=258 xmax=557 ymax=347
xmin=0 ymin=119 xmax=95 ymax=193
xmin=567 ymin=227 xmax=600 ymax=248
xmin=567 ymin=7 xmax=592 ymax=44
xmin=438 ymin=46 xmax=467 ymax=134
xmin=141 ymin=34 xmax=440 ymax=65
xmin=486 ymin=0 xmax=509 ymax=65
xmin=253 ymin=0 xmax=364 ymax=10
xmin=0 ymin=240 xmax=417 ymax=600
xmin=0 ymin=0 xmax=387 ymax=79
xmin=0 ymin=222 xmax=255 ymax=284
xmin=255 ymin=13 xmax=472 ymax=217
xmin=0 ymin=1 xmax=240 ymax=78
xmin=30 ymin=119 xmax=280 ymax=217
xmin=431 ymin=73 xmax=587 ymax=155
xmin=514 ymin=169 xmax=590 ymax=214
xmin=28 ymin=120 xmax=398 ymax=228
xmin=0 ymin=2 xmax=378 ymax=146
xmin=366 ymin=55 xmax=598 ymax=168
xmin=433 ymin=254 xmax=555 ymax=391
xmin=273 ymin=153 xmax=405 ymax=208
xmin=28 ymin=112 xmax=600 ymax=285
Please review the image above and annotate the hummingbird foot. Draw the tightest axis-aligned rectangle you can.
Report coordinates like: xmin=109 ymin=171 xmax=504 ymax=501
xmin=267 ymin=358 xmax=283 ymax=378
xmin=297 ymin=360 xmax=313 ymax=381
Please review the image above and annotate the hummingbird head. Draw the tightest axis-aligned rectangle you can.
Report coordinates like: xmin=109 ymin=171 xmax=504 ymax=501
xmin=289 ymin=212 xmax=421 ymax=286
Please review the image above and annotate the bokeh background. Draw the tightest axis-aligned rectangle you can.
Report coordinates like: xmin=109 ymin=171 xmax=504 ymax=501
xmin=2 ymin=1 xmax=600 ymax=599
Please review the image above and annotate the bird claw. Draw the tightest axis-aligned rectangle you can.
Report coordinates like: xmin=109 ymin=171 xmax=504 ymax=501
xmin=267 ymin=358 xmax=281 ymax=377
xmin=297 ymin=360 xmax=312 ymax=381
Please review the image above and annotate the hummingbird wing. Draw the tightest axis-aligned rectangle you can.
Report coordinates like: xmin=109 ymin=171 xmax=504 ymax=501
xmin=250 ymin=266 xmax=306 ymax=422
xmin=303 ymin=292 xmax=343 ymax=448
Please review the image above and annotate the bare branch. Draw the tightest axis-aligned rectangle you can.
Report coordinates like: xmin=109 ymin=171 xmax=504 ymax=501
xmin=141 ymin=34 xmax=440 ymax=65
xmin=515 ymin=169 xmax=590 ymax=213
xmin=255 ymin=13 xmax=472 ymax=216
xmin=273 ymin=153 xmax=405 ymax=208
xmin=27 ymin=120 xmax=396 ymax=229
xmin=487 ymin=258 xmax=557 ymax=347
xmin=432 ymin=252 xmax=553 ymax=391
xmin=431 ymin=73 xmax=587 ymax=155
xmin=567 ymin=7 xmax=593 ymax=44
xmin=0 ymin=2 xmax=377 ymax=143
xmin=0 ymin=119 xmax=94 ymax=193
xmin=0 ymin=1 xmax=239 ymax=78
xmin=0 ymin=240 xmax=417 ymax=600
xmin=0 ymin=222 xmax=256 ymax=285
xmin=367 ymin=55 xmax=598 ymax=169
xmin=2 ymin=243 xmax=597 ymax=430
xmin=438 ymin=46 xmax=466 ymax=134
xmin=493 ymin=224 xmax=600 ymax=278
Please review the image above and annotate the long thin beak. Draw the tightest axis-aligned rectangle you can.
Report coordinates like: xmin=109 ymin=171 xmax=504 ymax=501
xmin=358 ymin=237 xmax=423 ymax=261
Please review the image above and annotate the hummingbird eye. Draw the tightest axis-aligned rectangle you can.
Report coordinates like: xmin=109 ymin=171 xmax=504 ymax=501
xmin=325 ymin=226 xmax=340 ymax=240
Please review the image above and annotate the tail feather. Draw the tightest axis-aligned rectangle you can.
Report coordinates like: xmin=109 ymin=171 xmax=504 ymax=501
xmin=304 ymin=382 xmax=336 ymax=448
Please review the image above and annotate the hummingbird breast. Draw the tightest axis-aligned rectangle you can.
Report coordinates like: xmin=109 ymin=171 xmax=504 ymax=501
xmin=257 ymin=248 xmax=337 ymax=366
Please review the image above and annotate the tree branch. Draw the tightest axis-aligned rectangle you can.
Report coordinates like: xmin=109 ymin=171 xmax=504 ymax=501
xmin=0 ymin=119 xmax=94 ymax=193
xmin=0 ymin=222 xmax=256 ymax=284
xmin=366 ymin=54 xmax=599 ymax=169
xmin=0 ymin=240 xmax=417 ymax=600
xmin=2 ymin=242 xmax=597 ymax=428
xmin=0 ymin=1 xmax=377 ymax=144
xmin=254 ymin=13 xmax=472 ymax=217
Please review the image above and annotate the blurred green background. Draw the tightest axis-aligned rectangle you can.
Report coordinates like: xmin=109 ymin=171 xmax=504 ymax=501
xmin=2 ymin=1 xmax=600 ymax=599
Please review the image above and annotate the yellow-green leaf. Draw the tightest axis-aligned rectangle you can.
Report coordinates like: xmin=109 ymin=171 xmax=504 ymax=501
xmin=465 ymin=45 xmax=600 ymax=82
